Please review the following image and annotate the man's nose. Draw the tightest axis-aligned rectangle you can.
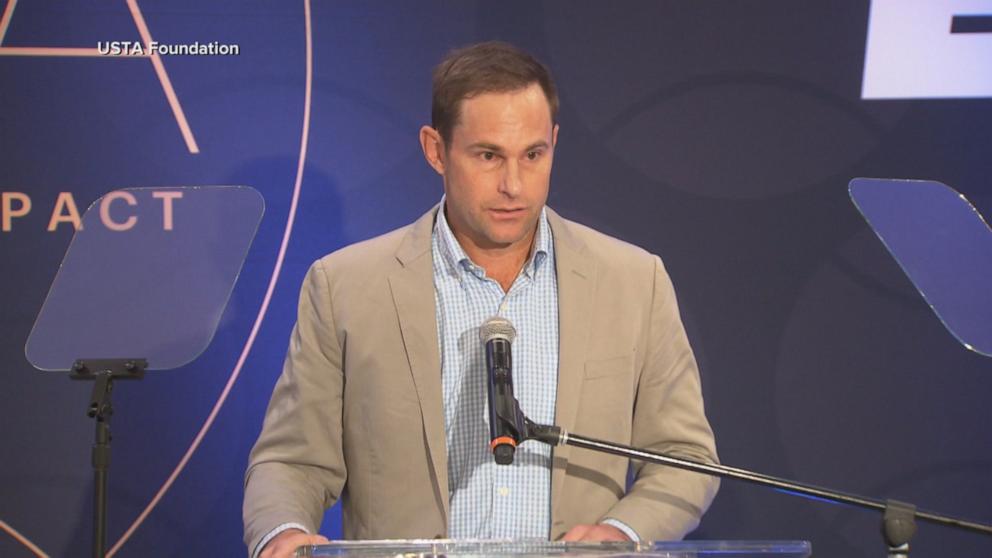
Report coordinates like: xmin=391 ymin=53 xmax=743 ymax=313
xmin=498 ymin=159 xmax=523 ymax=197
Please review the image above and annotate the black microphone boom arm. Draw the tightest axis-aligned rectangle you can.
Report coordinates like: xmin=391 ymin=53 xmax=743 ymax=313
xmin=515 ymin=418 xmax=991 ymax=554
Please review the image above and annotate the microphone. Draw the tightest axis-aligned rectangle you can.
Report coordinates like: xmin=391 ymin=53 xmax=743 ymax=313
xmin=480 ymin=316 xmax=518 ymax=465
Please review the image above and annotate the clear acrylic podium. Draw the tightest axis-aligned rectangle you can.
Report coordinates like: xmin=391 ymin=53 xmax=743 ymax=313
xmin=299 ymin=540 xmax=812 ymax=558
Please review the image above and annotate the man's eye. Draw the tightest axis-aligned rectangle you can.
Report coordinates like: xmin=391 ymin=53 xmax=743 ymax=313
xmin=481 ymin=152 xmax=495 ymax=161
xmin=527 ymin=151 xmax=540 ymax=160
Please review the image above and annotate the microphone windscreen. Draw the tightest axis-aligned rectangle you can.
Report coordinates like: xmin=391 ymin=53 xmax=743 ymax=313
xmin=479 ymin=316 xmax=516 ymax=343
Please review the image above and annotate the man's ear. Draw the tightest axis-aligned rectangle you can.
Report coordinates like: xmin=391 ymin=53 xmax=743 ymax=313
xmin=552 ymin=123 xmax=559 ymax=148
xmin=420 ymin=126 xmax=446 ymax=175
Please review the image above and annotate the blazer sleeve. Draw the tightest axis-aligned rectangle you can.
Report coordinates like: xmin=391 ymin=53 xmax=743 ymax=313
xmin=243 ymin=259 xmax=347 ymax=554
xmin=602 ymin=256 xmax=719 ymax=541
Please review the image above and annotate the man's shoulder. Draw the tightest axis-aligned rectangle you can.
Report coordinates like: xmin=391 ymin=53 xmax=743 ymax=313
xmin=550 ymin=210 xmax=659 ymax=272
xmin=314 ymin=208 xmax=435 ymax=276
xmin=316 ymin=223 xmax=410 ymax=270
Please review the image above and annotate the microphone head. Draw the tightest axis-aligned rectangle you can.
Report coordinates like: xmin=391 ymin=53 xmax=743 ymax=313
xmin=480 ymin=316 xmax=516 ymax=344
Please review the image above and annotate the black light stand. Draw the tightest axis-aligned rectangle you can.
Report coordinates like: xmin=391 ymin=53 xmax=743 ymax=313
xmin=71 ymin=358 xmax=147 ymax=558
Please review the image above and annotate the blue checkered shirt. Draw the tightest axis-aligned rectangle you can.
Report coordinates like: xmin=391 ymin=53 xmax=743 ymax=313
xmin=433 ymin=201 xmax=558 ymax=538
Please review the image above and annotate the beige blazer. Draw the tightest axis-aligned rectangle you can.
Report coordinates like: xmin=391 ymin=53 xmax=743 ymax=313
xmin=244 ymin=206 xmax=718 ymax=554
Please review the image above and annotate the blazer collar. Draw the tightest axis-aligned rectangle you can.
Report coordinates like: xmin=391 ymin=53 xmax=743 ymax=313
xmin=388 ymin=204 xmax=448 ymax=524
xmin=545 ymin=207 xmax=598 ymax=526
xmin=395 ymin=204 xmax=439 ymax=267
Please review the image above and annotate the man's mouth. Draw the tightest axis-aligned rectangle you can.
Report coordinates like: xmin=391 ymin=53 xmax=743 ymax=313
xmin=489 ymin=208 xmax=527 ymax=220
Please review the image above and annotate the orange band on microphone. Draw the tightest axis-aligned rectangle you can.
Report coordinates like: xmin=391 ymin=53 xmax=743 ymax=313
xmin=490 ymin=436 xmax=517 ymax=450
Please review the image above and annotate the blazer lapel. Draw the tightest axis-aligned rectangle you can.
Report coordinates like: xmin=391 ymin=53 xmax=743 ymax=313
xmin=546 ymin=208 xmax=597 ymax=526
xmin=388 ymin=207 xmax=449 ymax=523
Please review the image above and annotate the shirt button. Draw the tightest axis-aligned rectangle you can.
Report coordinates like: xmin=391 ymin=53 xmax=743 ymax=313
xmin=497 ymin=487 xmax=510 ymax=497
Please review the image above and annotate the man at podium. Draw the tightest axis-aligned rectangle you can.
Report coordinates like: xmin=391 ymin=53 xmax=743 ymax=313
xmin=244 ymin=41 xmax=719 ymax=558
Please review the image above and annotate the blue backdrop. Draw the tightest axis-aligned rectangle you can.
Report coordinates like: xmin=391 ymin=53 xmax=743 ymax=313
xmin=1 ymin=1 xmax=989 ymax=557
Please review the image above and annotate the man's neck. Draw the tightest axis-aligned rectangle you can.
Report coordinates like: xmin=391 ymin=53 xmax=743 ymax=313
xmin=453 ymin=228 xmax=536 ymax=294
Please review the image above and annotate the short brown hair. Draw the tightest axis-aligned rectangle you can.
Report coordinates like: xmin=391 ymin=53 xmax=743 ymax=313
xmin=431 ymin=41 xmax=559 ymax=144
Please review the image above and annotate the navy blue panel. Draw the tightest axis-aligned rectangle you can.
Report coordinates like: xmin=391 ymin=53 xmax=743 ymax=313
xmin=951 ymin=15 xmax=992 ymax=34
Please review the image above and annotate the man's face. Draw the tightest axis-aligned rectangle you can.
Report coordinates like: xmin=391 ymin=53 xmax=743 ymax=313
xmin=422 ymin=83 xmax=558 ymax=255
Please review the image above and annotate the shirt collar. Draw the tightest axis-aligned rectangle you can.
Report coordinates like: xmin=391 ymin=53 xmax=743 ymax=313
xmin=433 ymin=196 xmax=553 ymax=281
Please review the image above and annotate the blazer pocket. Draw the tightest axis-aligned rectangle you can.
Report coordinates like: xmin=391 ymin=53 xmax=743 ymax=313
xmin=584 ymin=354 xmax=634 ymax=380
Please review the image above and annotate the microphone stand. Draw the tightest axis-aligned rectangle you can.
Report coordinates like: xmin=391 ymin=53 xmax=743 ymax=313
xmin=71 ymin=358 xmax=147 ymax=558
xmin=494 ymin=394 xmax=992 ymax=557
